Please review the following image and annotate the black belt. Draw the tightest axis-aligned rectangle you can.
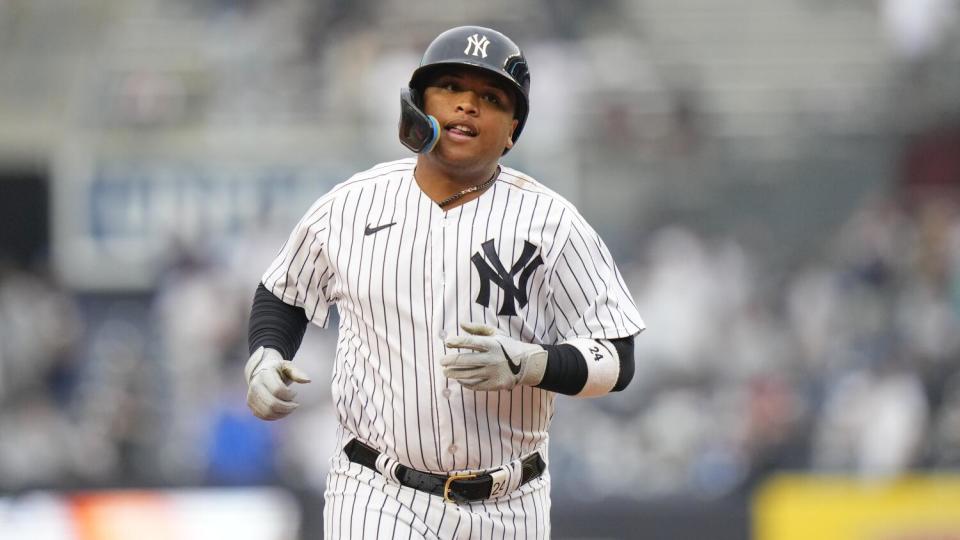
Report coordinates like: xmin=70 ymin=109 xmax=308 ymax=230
xmin=343 ymin=439 xmax=545 ymax=504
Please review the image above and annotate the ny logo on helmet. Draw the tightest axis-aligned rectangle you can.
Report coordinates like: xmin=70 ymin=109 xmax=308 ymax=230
xmin=464 ymin=34 xmax=490 ymax=58
xmin=471 ymin=239 xmax=543 ymax=316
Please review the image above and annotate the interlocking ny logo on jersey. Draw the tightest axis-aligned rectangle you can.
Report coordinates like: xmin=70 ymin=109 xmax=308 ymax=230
xmin=464 ymin=34 xmax=490 ymax=58
xmin=471 ymin=239 xmax=543 ymax=316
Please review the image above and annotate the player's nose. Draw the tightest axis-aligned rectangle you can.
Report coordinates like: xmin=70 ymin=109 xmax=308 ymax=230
xmin=455 ymin=92 xmax=480 ymax=115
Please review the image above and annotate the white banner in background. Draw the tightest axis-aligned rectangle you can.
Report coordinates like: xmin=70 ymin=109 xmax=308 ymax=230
xmin=52 ymin=147 xmax=342 ymax=291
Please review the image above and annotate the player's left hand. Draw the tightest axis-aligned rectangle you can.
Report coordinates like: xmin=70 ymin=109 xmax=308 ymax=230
xmin=441 ymin=322 xmax=547 ymax=391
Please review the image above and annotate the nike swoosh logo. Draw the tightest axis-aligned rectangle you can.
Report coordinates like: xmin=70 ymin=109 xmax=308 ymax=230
xmin=501 ymin=344 xmax=521 ymax=375
xmin=364 ymin=222 xmax=396 ymax=236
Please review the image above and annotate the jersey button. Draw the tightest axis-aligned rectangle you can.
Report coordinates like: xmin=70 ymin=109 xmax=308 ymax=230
xmin=441 ymin=388 xmax=451 ymax=398
xmin=439 ymin=330 xmax=447 ymax=340
xmin=448 ymin=445 xmax=458 ymax=454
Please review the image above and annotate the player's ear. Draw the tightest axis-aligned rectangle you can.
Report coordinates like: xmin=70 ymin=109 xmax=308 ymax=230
xmin=505 ymin=118 xmax=519 ymax=150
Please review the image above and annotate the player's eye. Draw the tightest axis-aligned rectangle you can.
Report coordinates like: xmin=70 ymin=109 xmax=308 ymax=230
xmin=482 ymin=93 xmax=501 ymax=105
xmin=439 ymin=81 xmax=458 ymax=91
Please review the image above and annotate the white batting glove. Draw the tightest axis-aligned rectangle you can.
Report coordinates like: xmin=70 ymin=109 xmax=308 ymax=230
xmin=244 ymin=346 xmax=312 ymax=421
xmin=441 ymin=323 xmax=548 ymax=391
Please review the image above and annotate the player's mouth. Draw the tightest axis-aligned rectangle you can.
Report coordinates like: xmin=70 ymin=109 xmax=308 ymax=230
xmin=444 ymin=121 xmax=478 ymax=141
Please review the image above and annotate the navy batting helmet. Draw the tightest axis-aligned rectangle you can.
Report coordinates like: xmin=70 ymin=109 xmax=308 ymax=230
xmin=399 ymin=26 xmax=531 ymax=154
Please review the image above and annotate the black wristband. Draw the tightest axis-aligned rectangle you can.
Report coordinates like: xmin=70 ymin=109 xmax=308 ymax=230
xmin=248 ymin=283 xmax=309 ymax=359
xmin=536 ymin=336 xmax=635 ymax=396
xmin=537 ymin=343 xmax=588 ymax=395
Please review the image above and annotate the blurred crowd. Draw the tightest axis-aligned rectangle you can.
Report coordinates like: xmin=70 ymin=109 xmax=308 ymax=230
xmin=3 ymin=185 xmax=960 ymax=502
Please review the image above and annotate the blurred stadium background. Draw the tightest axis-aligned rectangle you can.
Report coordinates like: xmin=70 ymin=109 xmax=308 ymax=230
xmin=2 ymin=0 xmax=960 ymax=538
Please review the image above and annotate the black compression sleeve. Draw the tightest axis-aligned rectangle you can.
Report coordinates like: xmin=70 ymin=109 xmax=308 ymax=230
xmin=536 ymin=336 xmax=635 ymax=395
xmin=611 ymin=336 xmax=635 ymax=392
xmin=248 ymin=283 xmax=309 ymax=359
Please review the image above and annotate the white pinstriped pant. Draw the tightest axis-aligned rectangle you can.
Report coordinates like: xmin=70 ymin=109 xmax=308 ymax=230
xmin=322 ymin=455 xmax=551 ymax=539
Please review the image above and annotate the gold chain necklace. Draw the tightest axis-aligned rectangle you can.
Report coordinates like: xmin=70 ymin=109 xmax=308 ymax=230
xmin=437 ymin=167 xmax=500 ymax=208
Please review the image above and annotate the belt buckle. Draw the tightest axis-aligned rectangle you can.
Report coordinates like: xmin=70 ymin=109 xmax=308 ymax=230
xmin=443 ymin=472 xmax=477 ymax=504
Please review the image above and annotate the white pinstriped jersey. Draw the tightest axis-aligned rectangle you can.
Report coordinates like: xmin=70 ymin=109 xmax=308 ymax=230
xmin=262 ymin=157 xmax=644 ymax=474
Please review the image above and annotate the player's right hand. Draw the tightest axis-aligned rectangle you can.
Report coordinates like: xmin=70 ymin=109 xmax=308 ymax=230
xmin=441 ymin=322 xmax=548 ymax=391
xmin=244 ymin=346 xmax=312 ymax=420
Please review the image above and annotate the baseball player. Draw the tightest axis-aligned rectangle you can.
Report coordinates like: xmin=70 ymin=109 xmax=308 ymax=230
xmin=245 ymin=25 xmax=644 ymax=538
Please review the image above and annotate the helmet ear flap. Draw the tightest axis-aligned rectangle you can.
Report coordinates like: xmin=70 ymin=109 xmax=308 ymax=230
xmin=399 ymin=87 xmax=440 ymax=154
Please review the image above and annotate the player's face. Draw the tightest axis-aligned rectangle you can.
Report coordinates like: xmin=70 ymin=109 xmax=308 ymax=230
xmin=422 ymin=68 xmax=519 ymax=173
